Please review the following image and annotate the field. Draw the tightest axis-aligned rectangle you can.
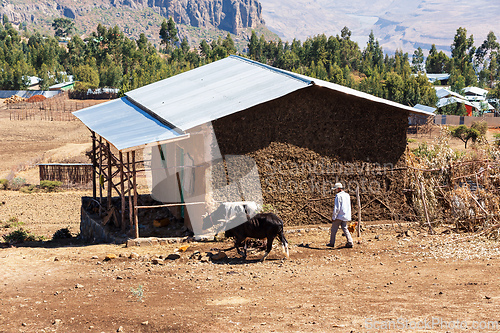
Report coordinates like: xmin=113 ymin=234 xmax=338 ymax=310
xmin=1 ymin=107 xmax=500 ymax=332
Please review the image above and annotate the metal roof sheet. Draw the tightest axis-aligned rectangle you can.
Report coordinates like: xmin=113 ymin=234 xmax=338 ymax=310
xmin=126 ymin=55 xmax=312 ymax=131
xmin=75 ymin=55 xmax=433 ymax=151
xmin=413 ymin=104 xmax=436 ymax=114
xmin=0 ymin=90 xmax=62 ymax=99
xmin=73 ymin=97 xmax=183 ymax=151
xmin=424 ymin=73 xmax=450 ymax=82
xmin=436 ymin=96 xmax=476 ymax=109
xmin=463 ymin=86 xmax=488 ymax=96
xmin=435 ymin=87 xmax=467 ymax=100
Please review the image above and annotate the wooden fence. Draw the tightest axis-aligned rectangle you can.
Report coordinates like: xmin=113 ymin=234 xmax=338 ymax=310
xmin=6 ymin=92 xmax=105 ymax=121
xmin=39 ymin=163 xmax=93 ymax=186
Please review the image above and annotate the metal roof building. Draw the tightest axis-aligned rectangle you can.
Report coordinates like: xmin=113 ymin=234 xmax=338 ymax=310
xmin=74 ymin=55 xmax=431 ymax=152
xmin=74 ymin=55 xmax=434 ymax=240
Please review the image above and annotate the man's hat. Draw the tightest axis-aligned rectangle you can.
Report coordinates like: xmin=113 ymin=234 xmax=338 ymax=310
xmin=333 ymin=182 xmax=343 ymax=190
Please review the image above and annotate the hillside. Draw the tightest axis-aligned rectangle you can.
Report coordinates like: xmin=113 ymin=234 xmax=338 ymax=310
xmin=259 ymin=0 xmax=500 ymax=54
xmin=0 ymin=0 xmax=274 ymax=50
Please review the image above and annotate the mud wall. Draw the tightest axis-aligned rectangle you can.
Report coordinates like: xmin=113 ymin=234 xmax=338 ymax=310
xmin=211 ymin=86 xmax=413 ymax=226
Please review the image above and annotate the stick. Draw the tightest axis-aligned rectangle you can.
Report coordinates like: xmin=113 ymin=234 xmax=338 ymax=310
xmin=468 ymin=191 xmax=496 ymax=222
xmin=356 ymin=185 xmax=361 ymax=237
xmin=310 ymin=207 xmax=331 ymax=222
xmin=419 ymin=182 xmax=434 ymax=234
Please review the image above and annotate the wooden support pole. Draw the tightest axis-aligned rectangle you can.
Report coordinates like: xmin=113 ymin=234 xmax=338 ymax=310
xmin=132 ymin=151 xmax=139 ymax=238
xmin=356 ymin=185 xmax=361 ymax=238
xmin=91 ymin=131 xmax=97 ymax=199
xmin=127 ymin=152 xmax=133 ymax=234
xmin=119 ymin=151 xmax=125 ymax=232
xmin=98 ymin=137 xmax=103 ymax=216
xmin=107 ymin=142 xmax=112 ymax=211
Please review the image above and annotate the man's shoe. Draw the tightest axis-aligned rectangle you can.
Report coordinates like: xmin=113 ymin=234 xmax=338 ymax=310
xmin=326 ymin=243 xmax=335 ymax=248
xmin=345 ymin=243 xmax=353 ymax=248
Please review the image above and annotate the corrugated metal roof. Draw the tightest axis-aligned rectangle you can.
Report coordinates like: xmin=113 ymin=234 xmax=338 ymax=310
xmin=463 ymin=86 xmax=488 ymax=96
xmin=436 ymin=87 xmax=465 ymax=100
xmin=436 ymin=96 xmax=476 ymax=109
xmin=424 ymin=73 xmax=450 ymax=82
xmin=126 ymin=56 xmax=312 ymax=131
xmin=75 ymin=55 xmax=433 ymax=151
xmin=414 ymin=104 xmax=436 ymax=114
xmin=0 ymin=90 xmax=62 ymax=99
xmin=73 ymin=97 xmax=183 ymax=151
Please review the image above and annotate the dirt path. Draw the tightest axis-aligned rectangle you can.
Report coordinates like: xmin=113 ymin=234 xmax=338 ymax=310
xmin=1 ymin=227 xmax=499 ymax=333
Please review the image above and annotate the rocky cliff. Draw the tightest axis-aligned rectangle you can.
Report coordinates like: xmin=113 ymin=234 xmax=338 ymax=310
xmin=114 ymin=0 xmax=265 ymax=34
xmin=1 ymin=0 xmax=264 ymax=36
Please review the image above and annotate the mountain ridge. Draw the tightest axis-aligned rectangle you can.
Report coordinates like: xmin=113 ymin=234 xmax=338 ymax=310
xmin=258 ymin=0 xmax=500 ymax=54
xmin=0 ymin=0 xmax=267 ymax=48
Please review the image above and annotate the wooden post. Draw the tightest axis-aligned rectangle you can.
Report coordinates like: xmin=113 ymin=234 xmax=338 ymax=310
xmin=127 ymin=152 xmax=133 ymax=234
xmin=132 ymin=151 xmax=139 ymax=238
xmin=107 ymin=142 xmax=112 ymax=211
xmin=98 ymin=137 xmax=103 ymax=216
xmin=119 ymin=151 xmax=125 ymax=232
xmin=91 ymin=131 xmax=97 ymax=199
xmin=419 ymin=182 xmax=434 ymax=234
xmin=356 ymin=185 xmax=361 ymax=238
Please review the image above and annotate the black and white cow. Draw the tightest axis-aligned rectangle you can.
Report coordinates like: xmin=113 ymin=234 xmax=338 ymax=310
xmin=225 ymin=213 xmax=289 ymax=262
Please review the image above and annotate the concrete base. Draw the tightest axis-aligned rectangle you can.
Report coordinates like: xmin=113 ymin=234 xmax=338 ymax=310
xmin=80 ymin=206 xmax=118 ymax=244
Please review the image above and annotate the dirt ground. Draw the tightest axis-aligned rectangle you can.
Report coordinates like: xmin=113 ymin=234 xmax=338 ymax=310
xmin=1 ymin=113 xmax=500 ymax=332
xmin=1 ymin=225 xmax=499 ymax=333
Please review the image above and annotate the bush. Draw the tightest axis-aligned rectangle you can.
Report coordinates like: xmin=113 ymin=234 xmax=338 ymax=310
xmin=470 ymin=121 xmax=488 ymax=137
xmin=19 ymin=184 xmax=37 ymax=194
xmin=40 ymin=180 xmax=62 ymax=192
xmin=9 ymin=177 xmax=26 ymax=190
xmin=494 ymin=133 xmax=500 ymax=147
xmin=2 ymin=217 xmax=24 ymax=228
xmin=0 ymin=179 xmax=8 ymax=190
xmin=52 ymin=227 xmax=73 ymax=240
xmin=3 ymin=228 xmax=39 ymax=243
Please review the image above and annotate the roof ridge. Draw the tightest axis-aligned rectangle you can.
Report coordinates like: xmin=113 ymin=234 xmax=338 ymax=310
xmin=229 ymin=55 xmax=313 ymax=85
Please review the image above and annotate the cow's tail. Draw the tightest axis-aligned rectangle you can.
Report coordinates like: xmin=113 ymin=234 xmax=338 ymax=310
xmin=279 ymin=225 xmax=289 ymax=258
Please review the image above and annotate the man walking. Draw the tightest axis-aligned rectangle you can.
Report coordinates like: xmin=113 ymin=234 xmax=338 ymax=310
xmin=327 ymin=182 xmax=353 ymax=248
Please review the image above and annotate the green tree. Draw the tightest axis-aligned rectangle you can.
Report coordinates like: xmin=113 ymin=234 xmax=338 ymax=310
xmin=362 ymin=31 xmax=383 ymax=72
xmin=73 ymin=64 xmax=99 ymax=90
xmin=412 ymin=47 xmax=424 ymax=73
xmin=475 ymin=31 xmax=499 ymax=87
xmin=451 ymin=27 xmax=475 ymax=75
xmin=449 ymin=124 xmax=480 ymax=148
xmin=425 ymin=44 xmax=450 ymax=73
xmin=199 ymin=39 xmax=211 ymax=59
xmin=222 ymin=33 xmax=237 ymax=55
xmin=52 ymin=18 xmax=74 ymax=38
xmin=159 ymin=17 xmax=178 ymax=52
xmin=136 ymin=33 xmax=148 ymax=50
xmin=437 ymin=102 xmax=467 ymax=116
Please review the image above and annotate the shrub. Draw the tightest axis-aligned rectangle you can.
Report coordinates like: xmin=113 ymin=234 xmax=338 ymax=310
xmin=10 ymin=177 xmax=26 ymax=190
xmin=3 ymin=228 xmax=39 ymax=243
xmin=0 ymin=179 xmax=8 ymax=190
xmin=494 ymin=133 xmax=500 ymax=147
xmin=52 ymin=227 xmax=73 ymax=240
xmin=470 ymin=121 xmax=488 ymax=138
xmin=2 ymin=217 xmax=24 ymax=228
xmin=40 ymin=180 xmax=62 ymax=192
xmin=19 ymin=184 xmax=37 ymax=194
